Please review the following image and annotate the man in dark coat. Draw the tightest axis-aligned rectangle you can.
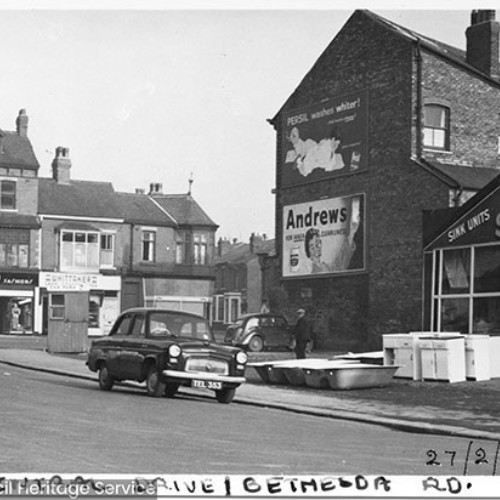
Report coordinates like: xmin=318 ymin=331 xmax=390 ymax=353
xmin=293 ymin=308 xmax=311 ymax=359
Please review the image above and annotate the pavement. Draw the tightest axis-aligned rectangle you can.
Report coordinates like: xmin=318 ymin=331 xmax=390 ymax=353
xmin=1 ymin=337 xmax=500 ymax=442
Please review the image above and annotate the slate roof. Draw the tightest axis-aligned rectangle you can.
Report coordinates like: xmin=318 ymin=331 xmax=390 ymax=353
xmin=0 ymin=130 xmax=39 ymax=170
xmin=365 ymin=10 xmax=500 ymax=85
xmin=114 ymin=192 xmax=177 ymax=227
xmin=0 ymin=212 xmax=40 ymax=229
xmin=38 ymin=178 xmax=121 ymax=219
xmin=417 ymin=159 xmax=500 ymax=190
xmin=215 ymin=239 xmax=276 ymax=265
xmin=270 ymin=9 xmax=500 ymax=124
xmin=151 ymin=194 xmax=218 ymax=228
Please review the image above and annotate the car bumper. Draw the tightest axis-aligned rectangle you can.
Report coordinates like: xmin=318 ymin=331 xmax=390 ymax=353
xmin=162 ymin=370 xmax=246 ymax=385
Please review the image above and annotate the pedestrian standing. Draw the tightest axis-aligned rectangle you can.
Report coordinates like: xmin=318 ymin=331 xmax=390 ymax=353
xmin=293 ymin=308 xmax=311 ymax=359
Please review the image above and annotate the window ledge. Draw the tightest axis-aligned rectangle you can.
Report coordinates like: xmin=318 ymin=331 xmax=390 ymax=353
xmin=423 ymin=148 xmax=452 ymax=155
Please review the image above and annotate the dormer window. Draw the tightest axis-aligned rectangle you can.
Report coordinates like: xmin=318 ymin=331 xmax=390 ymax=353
xmin=423 ymin=104 xmax=450 ymax=150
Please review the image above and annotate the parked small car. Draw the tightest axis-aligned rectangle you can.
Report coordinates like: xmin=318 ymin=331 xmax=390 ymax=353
xmin=86 ymin=308 xmax=247 ymax=404
xmin=224 ymin=313 xmax=294 ymax=352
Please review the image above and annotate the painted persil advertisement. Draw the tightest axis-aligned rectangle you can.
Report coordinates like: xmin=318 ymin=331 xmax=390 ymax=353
xmin=283 ymin=194 xmax=365 ymax=278
xmin=281 ymin=91 xmax=368 ymax=188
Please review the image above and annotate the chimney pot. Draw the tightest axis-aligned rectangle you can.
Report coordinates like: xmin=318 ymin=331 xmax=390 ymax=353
xmin=149 ymin=182 xmax=163 ymax=195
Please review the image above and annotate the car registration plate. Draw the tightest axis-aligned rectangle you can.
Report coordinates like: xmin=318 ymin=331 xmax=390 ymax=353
xmin=192 ymin=380 xmax=222 ymax=390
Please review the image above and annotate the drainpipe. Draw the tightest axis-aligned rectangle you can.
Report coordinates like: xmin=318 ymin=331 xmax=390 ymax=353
xmin=415 ymin=41 xmax=423 ymax=159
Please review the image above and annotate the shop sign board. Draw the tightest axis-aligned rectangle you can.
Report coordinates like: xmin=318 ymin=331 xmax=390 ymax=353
xmin=282 ymin=194 xmax=365 ymax=278
xmin=281 ymin=91 xmax=368 ymax=188
xmin=40 ymin=272 xmax=100 ymax=292
xmin=0 ymin=272 xmax=38 ymax=287
xmin=427 ymin=184 xmax=500 ymax=249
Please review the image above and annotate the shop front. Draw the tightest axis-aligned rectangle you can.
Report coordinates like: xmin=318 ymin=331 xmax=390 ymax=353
xmin=424 ymin=175 xmax=500 ymax=336
xmin=38 ymin=272 xmax=121 ymax=353
xmin=143 ymin=277 xmax=213 ymax=319
xmin=0 ymin=272 xmax=38 ymax=335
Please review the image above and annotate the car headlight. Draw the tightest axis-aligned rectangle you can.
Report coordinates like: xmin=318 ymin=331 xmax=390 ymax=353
xmin=168 ymin=345 xmax=182 ymax=357
xmin=236 ymin=351 xmax=248 ymax=364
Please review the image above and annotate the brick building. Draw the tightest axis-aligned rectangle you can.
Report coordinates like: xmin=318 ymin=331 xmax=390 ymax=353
xmin=0 ymin=111 xmax=218 ymax=349
xmin=0 ymin=110 xmax=40 ymax=335
xmin=268 ymin=10 xmax=500 ymax=351
xmin=213 ymin=234 xmax=275 ymax=328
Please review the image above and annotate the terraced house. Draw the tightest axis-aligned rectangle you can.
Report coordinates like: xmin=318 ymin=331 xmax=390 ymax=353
xmin=0 ymin=111 xmax=218 ymax=352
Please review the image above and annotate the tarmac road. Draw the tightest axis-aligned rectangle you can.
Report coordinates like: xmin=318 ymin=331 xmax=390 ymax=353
xmin=1 ymin=364 xmax=498 ymax=476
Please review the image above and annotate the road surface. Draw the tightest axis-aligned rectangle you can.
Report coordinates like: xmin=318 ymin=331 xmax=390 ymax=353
xmin=0 ymin=364 xmax=497 ymax=476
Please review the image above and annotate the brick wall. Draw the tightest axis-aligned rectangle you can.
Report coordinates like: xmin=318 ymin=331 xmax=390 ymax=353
xmin=421 ymin=51 xmax=500 ymax=167
xmin=14 ymin=177 xmax=38 ymax=214
xmin=271 ymin=11 xmax=500 ymax=351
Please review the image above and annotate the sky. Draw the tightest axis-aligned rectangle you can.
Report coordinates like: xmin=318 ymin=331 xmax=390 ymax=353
xmin=0 ymin=0 xmax=498 ymax=241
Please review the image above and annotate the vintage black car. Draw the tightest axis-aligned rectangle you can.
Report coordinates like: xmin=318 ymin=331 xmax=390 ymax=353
xmin=224 ymin=313 xmax=294 ymax=352
xmin=86 ymin=308 xmax=247 ymax=403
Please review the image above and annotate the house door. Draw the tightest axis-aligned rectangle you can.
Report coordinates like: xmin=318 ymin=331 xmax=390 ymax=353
xmin=47 ymin=292 xmax=89 ymax=353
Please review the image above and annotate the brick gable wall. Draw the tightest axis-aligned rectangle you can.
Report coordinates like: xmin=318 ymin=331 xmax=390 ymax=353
xmin=272 ymin=12 xmax=500 ymax=350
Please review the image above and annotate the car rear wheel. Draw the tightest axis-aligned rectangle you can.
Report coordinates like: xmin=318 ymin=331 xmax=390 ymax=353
xmin=216 ymin=388 xmax=235 ymax=404
xmin=248 ymin=335 xmax=264 ymax=352
xmin=146 ymin=365 xmax=166 ymax=398
xmin=98 ymin=363 xmax=114 ymax=391
xmin=164 ymin=383 xmax=180 ymax=398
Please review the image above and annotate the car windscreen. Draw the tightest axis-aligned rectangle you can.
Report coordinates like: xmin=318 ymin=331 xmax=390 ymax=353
xmin=148 ymin=311 xmax=214 ymax=341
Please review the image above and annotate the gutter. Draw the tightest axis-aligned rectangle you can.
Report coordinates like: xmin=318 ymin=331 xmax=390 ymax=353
xmin=415 ymin=41 xmax=423 ymax=158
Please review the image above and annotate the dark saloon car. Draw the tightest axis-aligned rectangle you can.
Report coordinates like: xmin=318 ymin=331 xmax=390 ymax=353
xmin=224 ymin=313 xmax=294 ymax=352
xmin=86 ymin=308 xmax=247 ymax=403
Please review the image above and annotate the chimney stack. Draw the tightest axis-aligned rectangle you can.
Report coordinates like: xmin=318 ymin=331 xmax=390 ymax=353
xmin=466 ymin=9 xmax=500 ymax=79
xmin=135 ymin=188 xmax=145 ymax=194
xmin=52 ymin=147 xmax=71 ymax=184
xmin=149 ymin=182 xmax=163 ymax=195
xmin=16 ymin=109 xmax=28 ymax=137
xmin=217 ymin=237 xmax=231 ymax=257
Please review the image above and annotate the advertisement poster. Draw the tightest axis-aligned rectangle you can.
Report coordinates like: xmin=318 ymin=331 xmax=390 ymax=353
xmin=283 ymin=194 xmax=365 ymax=278
xmin=281 ymin=91 xmax=368 ymax=187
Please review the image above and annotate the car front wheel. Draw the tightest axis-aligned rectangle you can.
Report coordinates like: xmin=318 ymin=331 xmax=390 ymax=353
xmin=146 ymin=365 xmax=166 ymax=398
xmin=164 ymin=383 xmax=180 ymax=398
xmin=98 ymin=363 xmax=114 ymax=391
xmin=248 ymin=336 xmax=264 ymax=352
xmin=216 ymin=388 xmax=235 ymax=404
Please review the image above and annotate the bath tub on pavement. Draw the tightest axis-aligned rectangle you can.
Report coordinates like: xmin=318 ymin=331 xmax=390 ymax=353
xmin=304 ymin=362 xmax=400 ymax=390
xmin=334 ymin=351 xmax=384 ymax=365
xmin=281 ymin=358 xmax=359 ymax=386
xmin=248 ymin=358 xmax=340 ymax=385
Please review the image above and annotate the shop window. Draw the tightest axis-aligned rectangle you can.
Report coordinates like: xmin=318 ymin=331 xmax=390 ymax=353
xmin=50 ymin=294 xmax=65 ymax=319
xmin=88 ymin=295 xmax=101 ymax=328
xmin=61 ymin=231 xmax=99 ymax=271
xmin=212 ymin=295 xmax=224 ymax=322
xmin=473 ymin=297 xmax=500 ymax=335
xmin=142 ymin=231 xmax=156 ymax=262
xmin=100 ymin=234 xmax=115 ymax=267
xmin=440 ymin=297 xmax=469 ymax=333
xmin=423 ymin=104 xmax=450 ymax=150
xmin=474 ymin=246 xmax=500 ymax=293
xmin=0 ymin=180 xmax=16 ymax=210
xmin=441 ymin=248 xmax=470 ymax=294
